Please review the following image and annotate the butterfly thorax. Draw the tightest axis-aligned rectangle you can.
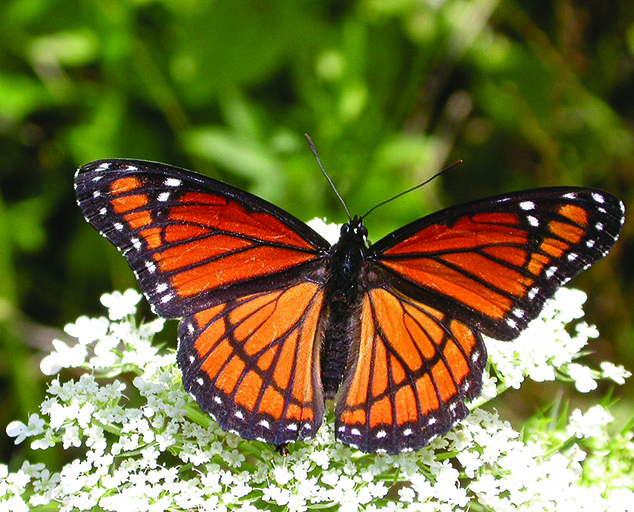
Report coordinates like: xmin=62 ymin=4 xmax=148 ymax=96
xmin=321 ymin=216 xmax=368 ymax=399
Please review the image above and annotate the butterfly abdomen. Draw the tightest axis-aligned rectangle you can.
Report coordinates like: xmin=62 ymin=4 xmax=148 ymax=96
xmin=321 ymin=218 xmax=368 ymax=399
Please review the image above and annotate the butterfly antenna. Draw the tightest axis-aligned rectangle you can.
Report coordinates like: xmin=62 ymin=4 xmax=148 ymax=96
xmin=361 ymin=160 xmax=463 ymax=219
xmin=305 ymin=134 xmax=352 ymax=221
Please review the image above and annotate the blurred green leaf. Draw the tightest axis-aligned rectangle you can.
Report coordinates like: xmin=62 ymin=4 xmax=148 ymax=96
xmin=29 ymin=29 xmax=99 ymax=67
xmin=0 ymin=74 xmax=52 ymax=121
xmin=8 ymin=198 xmax=48 ymax=253
xmin=182 ymin=126 xmax=286 ymax=200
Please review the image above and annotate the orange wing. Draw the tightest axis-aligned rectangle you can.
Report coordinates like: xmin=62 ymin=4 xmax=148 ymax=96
xmin=177 ymin=282 xmax=327 ymax=445
xmin=335 ymin=286 xmax=486 ymax=454
xmin=75 ymin=160 xmax=330 ymax=318
xmin=369 ymin=188 xmax=625 ymax=340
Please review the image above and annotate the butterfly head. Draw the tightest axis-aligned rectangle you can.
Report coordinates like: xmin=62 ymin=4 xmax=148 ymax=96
xmin=340 ymin=215 xmax=368 ymax=242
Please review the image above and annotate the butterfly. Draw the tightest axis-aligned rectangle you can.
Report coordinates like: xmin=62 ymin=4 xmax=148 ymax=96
xmin=75 ymin=158 xmax=625 ymax=454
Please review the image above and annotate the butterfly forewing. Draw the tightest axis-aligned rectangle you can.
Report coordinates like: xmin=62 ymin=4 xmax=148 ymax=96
xmin=369 ymin=188 xmax=625 ymax=341
xmin=75 ymin=160 xmax=330 ymax=317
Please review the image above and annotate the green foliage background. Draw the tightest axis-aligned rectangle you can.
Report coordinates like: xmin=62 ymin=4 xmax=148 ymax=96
xmin=1 ymin=0 xmax=632 ymax=468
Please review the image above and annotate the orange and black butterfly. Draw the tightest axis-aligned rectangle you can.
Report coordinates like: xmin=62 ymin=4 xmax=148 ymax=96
xmin=75 ymin=158 xmax=624 ymax=454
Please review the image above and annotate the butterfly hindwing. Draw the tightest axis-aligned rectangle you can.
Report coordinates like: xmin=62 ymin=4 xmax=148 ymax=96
xmin=335 ymin=286 xmax=486 ymax=454
xmin=369 ymin=188 xmax=625 ymax=341
xmin=178 ymin=281 xmax=327 ymax=445
xmin=75 ymin=159 xmax=330 ymax=318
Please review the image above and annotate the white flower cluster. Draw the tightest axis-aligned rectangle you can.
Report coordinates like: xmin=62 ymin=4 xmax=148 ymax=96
xmin=1 ymin=288 xmax=632 ymax=511
xmin=307 ymin=218 xmax=342 ymax=245
xmin=483 ymin=288 xmax=630 ymax=395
